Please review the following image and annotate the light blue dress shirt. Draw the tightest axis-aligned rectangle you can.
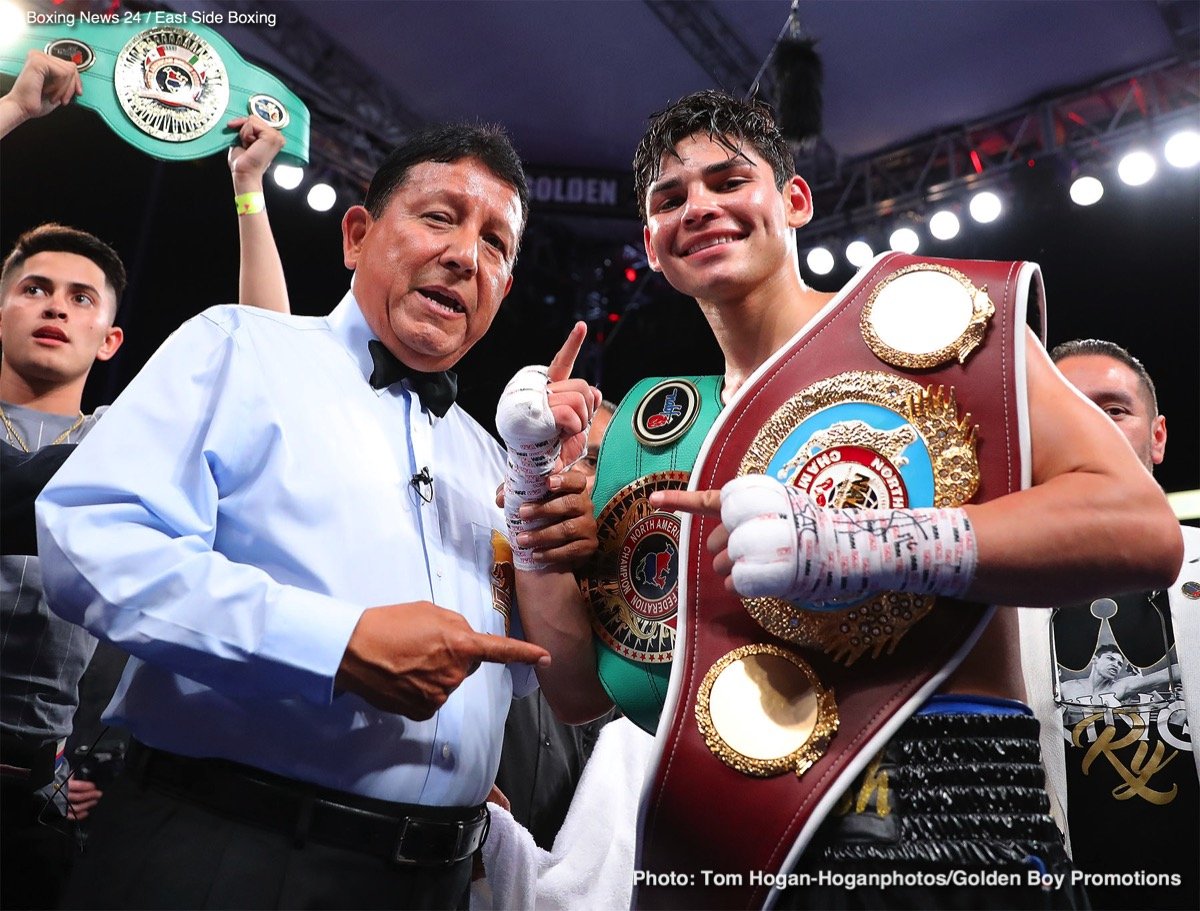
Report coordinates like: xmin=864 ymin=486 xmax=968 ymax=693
xmin=36 ymin=292 xmax=535 ymax=807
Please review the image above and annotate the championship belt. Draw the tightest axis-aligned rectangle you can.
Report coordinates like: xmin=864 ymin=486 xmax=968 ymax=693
xmin=582 ymin=375 xmax=723 ymax=733
xmin=637 ymin=254 xmax=1045 ymax=909
xmin=3 ymin=21 xmax=308 ymax=164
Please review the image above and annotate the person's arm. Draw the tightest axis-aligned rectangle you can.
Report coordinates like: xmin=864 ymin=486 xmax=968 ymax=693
xmin=654 ymin=330 xmax=1182 ymax=608
xmin=227 ymin=115 xmax=290 ymax=313
xmin=36 ymin=312 xmax=549 ymax=718
xmin=35 ymin=315 xmax=358 ymax=703
xmin=0 ymin=49 xmax=81 ymax=139
xmin=1111 ymin=666 xmax=1175 ymax=700
xmin=963 ymin=331 xmax=1181 ymax=602
xmin=496 ymin=324 xmax=612 ymax=723
xmin=514 ymin=470 xmax=611 ymax=724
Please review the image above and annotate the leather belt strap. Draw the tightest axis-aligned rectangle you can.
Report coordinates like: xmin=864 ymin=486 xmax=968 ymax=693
xmin=638 ymin=253 xmax=1041 ymax=909
xmin=128 ymin=742 xmax=487 ymax=867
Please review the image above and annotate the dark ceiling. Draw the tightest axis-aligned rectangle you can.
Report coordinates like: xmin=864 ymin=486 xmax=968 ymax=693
xmin=178 ymin=0 xmax=1185 ymax=170
xmin=3 ymin=0 xmax=1198 ymax=498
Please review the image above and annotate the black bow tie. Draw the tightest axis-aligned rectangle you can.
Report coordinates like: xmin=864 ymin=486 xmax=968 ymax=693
xmin=367 ymin=340 xmax=458 ymax=418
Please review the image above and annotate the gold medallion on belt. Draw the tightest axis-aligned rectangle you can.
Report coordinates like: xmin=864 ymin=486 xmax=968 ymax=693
xmin=695 ymin=264 xmax=991 ymax=780
xmin=581 ymin=471 xmax=689 ymax=664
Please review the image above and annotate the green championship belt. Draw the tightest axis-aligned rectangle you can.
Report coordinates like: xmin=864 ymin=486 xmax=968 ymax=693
xmin=2 ymin=20 xmax=308 ymax=164
xmin=582 ymin=376 xmax=723 ymax=733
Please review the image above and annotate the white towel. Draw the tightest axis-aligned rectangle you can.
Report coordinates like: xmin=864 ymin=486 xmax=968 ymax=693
xmin=472 ymin=717 xmax=653 ymax=910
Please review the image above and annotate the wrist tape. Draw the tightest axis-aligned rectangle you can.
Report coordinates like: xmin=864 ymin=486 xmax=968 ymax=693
xmin=722 ymin=474 xmax=977 ymax=605
xmin=496 ymin=366 xmax=561 ymax=570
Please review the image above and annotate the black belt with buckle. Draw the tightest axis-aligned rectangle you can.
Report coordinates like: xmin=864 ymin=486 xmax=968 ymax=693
xmin=127 ymin=741 xmax=488 ymax=867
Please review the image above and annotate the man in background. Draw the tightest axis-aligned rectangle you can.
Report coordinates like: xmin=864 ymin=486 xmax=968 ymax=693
xmin=1024 ymin=339 xmax=1198 ymax=910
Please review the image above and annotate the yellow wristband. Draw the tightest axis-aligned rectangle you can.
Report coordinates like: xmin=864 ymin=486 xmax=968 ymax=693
xmin=234 ymin=191 xmax=266 ymax=216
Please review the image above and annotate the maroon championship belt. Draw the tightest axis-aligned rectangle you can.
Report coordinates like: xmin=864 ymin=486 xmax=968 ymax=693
xmin=636 ymin=253 xmax=1045 ymax=909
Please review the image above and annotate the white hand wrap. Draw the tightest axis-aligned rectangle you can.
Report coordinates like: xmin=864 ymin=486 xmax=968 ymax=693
xmin=496 ymin=366 xmax=561 ymax=570
xmin=720 ymin=474 xmax=977 ymax=605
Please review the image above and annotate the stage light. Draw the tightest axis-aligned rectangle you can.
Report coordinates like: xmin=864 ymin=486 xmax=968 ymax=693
xmin=272 ymin=164 xmax=305 ymax=190
xmin=1164 ymin=130 xmax=1200 ymax=168
xmin=1117 ymin=150 xmax=1156 ymax=186
xmin=968 ymin=191 xmax=1002 ymax=224
xmin=845 ymin=240 xmax=873 ymax=268
xmin=1069 ymin=175 xmax=1104 ymax=206
xmin=806 ymin=247 xmax=834 ymax=275
xmin=0 ymin=2 xmax=25 ymax=49
xmin=929 ymin=210 xmax=960 ymax=240
xmin=624 ymin=267 xmax=637 ymax=283
xmin=888 ymin=227 xmax=919 ymax=254
xmin=306 ymin=183 xmax=337 ymax=212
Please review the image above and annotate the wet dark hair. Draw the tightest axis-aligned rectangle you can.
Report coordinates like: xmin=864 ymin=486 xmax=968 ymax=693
xmin=1050 ymin=338 xmax=1158 ymax=415
xmin=363 ymin=122 xmax=529 ymax=238
xmin=633 ymin=89 xmax=794 ymax=222
xmin=1 ymin=223 xmax=126 ymax=316
xmin=1095 ymin=644 xmax=1124 ymax=660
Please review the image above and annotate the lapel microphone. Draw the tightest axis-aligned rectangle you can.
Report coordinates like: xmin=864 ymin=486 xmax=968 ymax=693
xmin=410 ymin=466 xmax=434 ymax=504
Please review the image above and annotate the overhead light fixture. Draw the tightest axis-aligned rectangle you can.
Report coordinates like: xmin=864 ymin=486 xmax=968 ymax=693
xmin=888 ymin=227 xmax=919 ymax=254
xmin=1117 ymin=150 xmax=1156 ymax=186
xmin=1069 ymin=174 xmax=1104 ymax=206
xmin=306 ymin=183 xmax=337 ymax=212
xmin=805 ymin=247 xmax=835 ymax=275
xmin=1164 ymin=129 xmax=1200 ymax=169
xmin=845 ymin=240 xmax=874 ymax=268
xmin=928 ymin=210 xmax=960 ymax=240
xmin=968 ymin=191 xmax=1002 ymax=224
xmin=0 ymin=2 xmax=26 ymax=49
xmin=272 ymin=164 xmax=305 ymax=190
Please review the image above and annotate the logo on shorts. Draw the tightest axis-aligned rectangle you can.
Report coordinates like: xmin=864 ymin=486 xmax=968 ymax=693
xmin=633 ymin=379 xmax=699 ymax=447
xmin=45 ymin=39 xmax=95 ymax=72
xmin=114 ymin=27 xmax=229 ymax=142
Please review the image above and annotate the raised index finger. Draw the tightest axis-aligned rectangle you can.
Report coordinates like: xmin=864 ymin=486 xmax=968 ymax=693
xmin=649 ymin=488 xmax=722 ymax=517
xmin=470 ymin=633 xmax=551 ymax=668
xmin=547 ymin=321 xmax=588 ymax=384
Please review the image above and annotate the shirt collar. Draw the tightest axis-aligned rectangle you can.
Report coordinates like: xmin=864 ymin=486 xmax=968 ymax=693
xmin=325 ymin=291 xmax=378 ymax=388
xmin=325 ymin=290 xmax=454 ymax=419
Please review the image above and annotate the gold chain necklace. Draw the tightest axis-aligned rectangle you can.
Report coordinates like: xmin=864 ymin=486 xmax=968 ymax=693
xmin=0 ymin=402 xmax=85 ymax=453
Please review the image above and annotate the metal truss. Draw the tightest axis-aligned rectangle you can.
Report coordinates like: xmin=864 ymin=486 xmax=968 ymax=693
xmin=798 ymin=55 xmax=1200 ymax=243
xmin=213 ymin=0 xmax=426 ymax=192
xmin=643 ymin=0 xmax=773 ymax=99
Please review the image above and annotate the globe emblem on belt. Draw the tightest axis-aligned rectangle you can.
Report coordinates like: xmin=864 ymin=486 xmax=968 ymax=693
xmin=737 ymin=372 xmax=981 ymax=663
xmin=618 ymin=513 xmax=680 ymax=621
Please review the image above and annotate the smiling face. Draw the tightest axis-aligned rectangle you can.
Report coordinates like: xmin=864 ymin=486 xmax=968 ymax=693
xmin=1056 ymin=354 xmax=1166 ymax=471
xmin=342 ymin=157 xmax=523 ymax=372
xmin=642 ymin=134 xmax=813 ymax=305
xmin=0 ymin=250 xmax=124 ymax=394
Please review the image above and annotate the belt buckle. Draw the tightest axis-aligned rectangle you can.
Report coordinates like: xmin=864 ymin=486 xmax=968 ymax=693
xmin=393 ymin=817 xmax=466 ymax=866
